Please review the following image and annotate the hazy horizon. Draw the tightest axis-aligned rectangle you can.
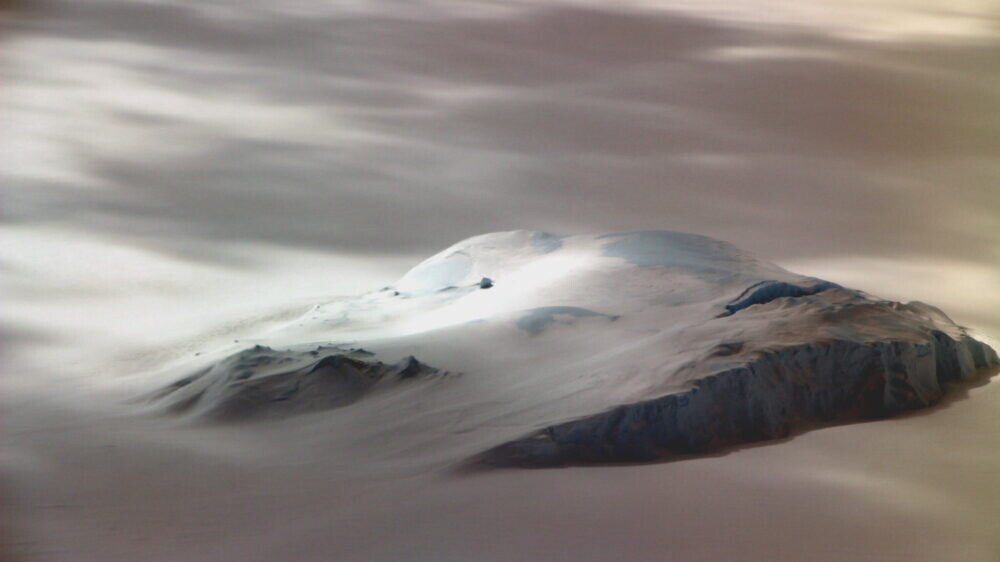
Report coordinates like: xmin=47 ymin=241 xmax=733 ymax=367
xmin=2 ymin=1 xmax=999 ymax=560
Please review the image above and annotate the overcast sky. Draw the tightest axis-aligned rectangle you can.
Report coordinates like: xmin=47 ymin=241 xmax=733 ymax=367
xmin=2 ymin=0 xmax=999 ymax=352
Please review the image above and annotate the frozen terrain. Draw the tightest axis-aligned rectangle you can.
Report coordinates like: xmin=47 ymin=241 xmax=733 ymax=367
xmin=3 ymin=0 xmax=1000 ymax=560
xmin=145 ymin=230 xmax=996 ymax=471
xmin=5 ymin=229 xmax=999 ymax=562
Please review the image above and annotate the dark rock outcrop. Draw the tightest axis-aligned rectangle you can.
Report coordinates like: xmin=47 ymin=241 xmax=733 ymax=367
xmin=475 ymin=331 xmax=998 ymax=468
xmin=153 ymin=346 xmax=444 ymax=422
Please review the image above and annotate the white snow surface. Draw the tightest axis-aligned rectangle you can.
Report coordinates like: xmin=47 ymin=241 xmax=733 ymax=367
xmin=147 ymin=230 xmax=995 ymax=468
xmin=5 ymin=229 xmax=999 ymax=562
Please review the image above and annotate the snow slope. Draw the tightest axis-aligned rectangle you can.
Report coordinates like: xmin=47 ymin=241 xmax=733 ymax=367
xmin=150 ymin=230 xmax=997 ymax=467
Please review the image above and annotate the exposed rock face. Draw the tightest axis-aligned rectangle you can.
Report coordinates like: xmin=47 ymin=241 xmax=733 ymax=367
xmin=476 ymin=323 xmax=998 ymax=468
xmin=153 ymin=346 xmax=445 ymax=422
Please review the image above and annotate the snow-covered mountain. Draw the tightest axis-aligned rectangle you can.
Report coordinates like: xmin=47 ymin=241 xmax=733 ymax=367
xmin=153 ymin=230 xmax=998 ymax=467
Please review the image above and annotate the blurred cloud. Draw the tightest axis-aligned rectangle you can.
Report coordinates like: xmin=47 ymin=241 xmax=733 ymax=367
xmin=1 ymin=0 xmax=998 ymax=269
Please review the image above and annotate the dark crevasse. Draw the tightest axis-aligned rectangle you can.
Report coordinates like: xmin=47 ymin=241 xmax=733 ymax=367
xmin=474 ymin=331 xmax=998 ymax=468
xmin=723 ymin=279 xmax=842 ymax=315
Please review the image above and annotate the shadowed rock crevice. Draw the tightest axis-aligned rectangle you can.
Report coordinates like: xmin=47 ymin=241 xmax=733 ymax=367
xmin=723 ymin=279 xmax=843 ymax=315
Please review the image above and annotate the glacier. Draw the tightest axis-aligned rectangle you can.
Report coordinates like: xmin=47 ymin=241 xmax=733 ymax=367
xmin=149 ymin=230 xmax=998 ymax=468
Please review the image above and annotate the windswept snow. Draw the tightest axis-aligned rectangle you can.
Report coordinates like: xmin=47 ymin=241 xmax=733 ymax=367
xmin=5 ymin=228 xmax=999 ymax=562
xmin=147 ymin=230 xmax=996 ymax=469
xmin=515 ymin=306 xmax=619 ymax=334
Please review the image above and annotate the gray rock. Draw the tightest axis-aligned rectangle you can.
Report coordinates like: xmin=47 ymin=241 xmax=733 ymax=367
xmin=475 ymin=326 xmax=998 ymax=467
xmin=152 ymin=346 xmax=444 ymax=422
